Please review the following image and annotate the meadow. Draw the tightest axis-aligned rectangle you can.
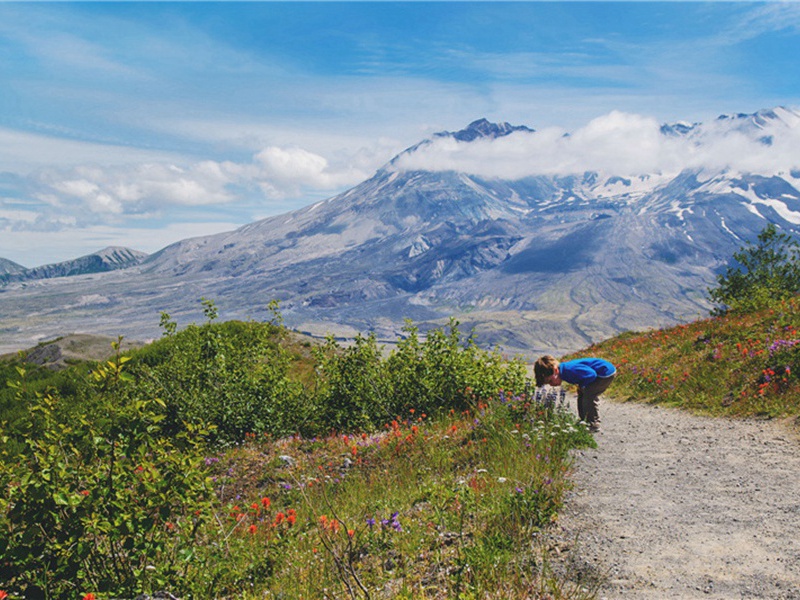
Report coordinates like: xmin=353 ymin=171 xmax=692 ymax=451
xmin=0 ymin=305 xmax=597 ymax=599
xmin=3 ymin=273 xmax=799 ymax=598
xmin=571 ymin=296 xmax=800 ymax=422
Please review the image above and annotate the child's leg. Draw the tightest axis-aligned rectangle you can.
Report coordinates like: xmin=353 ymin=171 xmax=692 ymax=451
xmin=579 ymin=375 xmax=616 ymax=427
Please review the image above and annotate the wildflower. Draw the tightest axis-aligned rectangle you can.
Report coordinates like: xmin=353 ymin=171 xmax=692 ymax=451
xmin=0 ymin=591 xmax=8 ymax=599
xmin=83 ymin=595 xmax=96 ymax=600
xmin=498 ymin=477 xmax=507 ymax=483
xmin=381 ymin=511 xmax=402 ymax=532
xmin=274 ymin=512 xmax=285 ymax=525
xmin=261 ymin=497 xmax=271 ymax=510
xmin=366 ymin=517 xmax=376 ymax=528
xmin=249 ymin=524 xmax=258 ymax=534
xmin=347 ymin=529 xmax=355 ymax=538
xmin=79 ymin=490 xmax=90 ymax=496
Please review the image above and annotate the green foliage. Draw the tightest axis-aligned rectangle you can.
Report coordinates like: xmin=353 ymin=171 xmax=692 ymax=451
xmin=708 ymin=223 xmax=800 ymax=314
xmin=1 ymin=302 xmax=591 ymax=598
xmin=312 ymin=319 xmax=528 ymax=432
xmin=1 ymin=353 xmax=216 ymax=598
xmin=130 ymin=318 xmax=311 ymax=443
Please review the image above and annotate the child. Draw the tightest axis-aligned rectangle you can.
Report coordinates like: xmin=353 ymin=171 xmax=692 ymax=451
xmin=533 ymin=355 xmax=616 ymax=431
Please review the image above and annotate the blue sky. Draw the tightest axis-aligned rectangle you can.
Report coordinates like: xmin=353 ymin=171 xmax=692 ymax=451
xmin=1 ymin=2 xmax=799 ymax=267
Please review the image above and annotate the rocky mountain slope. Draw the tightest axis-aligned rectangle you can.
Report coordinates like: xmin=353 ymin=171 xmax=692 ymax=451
xmin=1 ymin=109 xmax=799 ymax=356
xmin=1 ymin=247 xmax=147 ymax=283
xmin=0 ymin=257 xmax=26 ymax=278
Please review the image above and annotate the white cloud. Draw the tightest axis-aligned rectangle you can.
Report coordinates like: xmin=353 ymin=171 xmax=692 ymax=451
xmin=392 ymin=110 xmax=800 ymax=180
xmin=15 ymin=144 xmax=372 ymax=227
xmin=250 ymin=146 xmax=371 ymax=199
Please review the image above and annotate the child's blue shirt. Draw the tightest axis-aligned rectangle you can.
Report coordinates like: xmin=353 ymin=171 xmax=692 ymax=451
xmin=559 ymin=358 xmax=616 ymax=387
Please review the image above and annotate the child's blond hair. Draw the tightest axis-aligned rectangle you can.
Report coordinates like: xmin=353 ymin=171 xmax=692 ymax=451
xmin=533 ymin=355 xmax=559 ymax=387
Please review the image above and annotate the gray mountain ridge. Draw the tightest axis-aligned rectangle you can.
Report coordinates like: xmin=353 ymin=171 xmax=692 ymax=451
xmin=1 ymin=109 xmax=799 ymax=356
xmin=1 ymin=247 xmax=148 ymax=283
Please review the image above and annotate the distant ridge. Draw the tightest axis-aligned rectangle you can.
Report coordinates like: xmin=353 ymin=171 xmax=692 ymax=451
xmin=0 ymin=257 xmax=26 ymax=277
xmin=1 ymin=246 xmax=148 ymax=283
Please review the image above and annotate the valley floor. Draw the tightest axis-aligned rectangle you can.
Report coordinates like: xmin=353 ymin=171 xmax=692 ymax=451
xmin=554 ymin=396 xmax=800 ymax=600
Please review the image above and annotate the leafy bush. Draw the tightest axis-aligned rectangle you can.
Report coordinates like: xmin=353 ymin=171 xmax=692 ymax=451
xmin=709 ymin=223 xmax=800 ymax=314
xmin=1 ymin=350 xmax=216 ymax=598
xmin=128 ymin=308 xmax=312 ymax=443
xmin=312 ymin=319 xmax=528 ymax=432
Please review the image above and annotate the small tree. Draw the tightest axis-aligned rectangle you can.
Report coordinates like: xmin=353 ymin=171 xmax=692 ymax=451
xmin=708 ymin=223 xmax=800 ymax=314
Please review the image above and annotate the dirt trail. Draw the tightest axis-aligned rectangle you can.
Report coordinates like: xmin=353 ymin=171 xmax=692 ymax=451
xmin=555 ymin=396 xmax=800 ymax=600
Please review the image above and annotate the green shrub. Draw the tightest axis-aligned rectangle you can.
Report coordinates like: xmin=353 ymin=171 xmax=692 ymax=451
xmin=129 ymin=315 xmax=311 ymax=443
xmin=709 ymin=223 xmax=800 ymax=314
xmin=312 ymin=319 xmax=528 ymax=432
xmin=0 ymin=351 xmax=216 ymax=598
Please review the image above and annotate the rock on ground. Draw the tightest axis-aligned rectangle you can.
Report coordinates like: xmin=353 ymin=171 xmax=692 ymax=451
xmin=554 ymin=396 xmax=800 ymax=600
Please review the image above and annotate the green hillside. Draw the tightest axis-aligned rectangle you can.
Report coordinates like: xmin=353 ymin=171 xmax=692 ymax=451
xmin=570 ymin=296 xmax=800 ymax=425
xmin=1 ymin=308 xmax=598 ymax=599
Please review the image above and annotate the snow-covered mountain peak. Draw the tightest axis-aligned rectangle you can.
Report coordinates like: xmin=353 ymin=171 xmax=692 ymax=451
xmin=715 ymin=106 xmax=800 ymax=132
xmin=434 ymin=118 xmax=535 ymax=142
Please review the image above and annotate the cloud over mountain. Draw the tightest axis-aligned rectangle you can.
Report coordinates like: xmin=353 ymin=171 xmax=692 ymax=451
xmin=393 ymin=107 xmax=800 ymax=180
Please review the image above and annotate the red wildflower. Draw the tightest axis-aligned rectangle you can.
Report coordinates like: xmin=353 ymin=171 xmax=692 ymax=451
xmin=347 ymin=529 xmax=355 ymax=538
xmin=249 ymin=524 xmax=257 ymax=534
xmin=83 ymin=594 xmax=96 ymax=600
xmin=261 ymin=497 xmax=271 ymax=509
xmin=0 ymin=591 xmax=8 ymax=599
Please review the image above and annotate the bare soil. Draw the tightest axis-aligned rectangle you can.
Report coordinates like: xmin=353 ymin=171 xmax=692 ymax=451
xmin=553 ymin=395 xmax=800 ymax=600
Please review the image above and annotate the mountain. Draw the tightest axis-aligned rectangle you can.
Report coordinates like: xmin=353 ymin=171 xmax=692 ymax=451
xmin=1 ymin=247 xmax=147 ymax=283
xmin=0 ymin=257 xmax=26 ymax=278
xmin=1 ymin=110 xmax=799 ymax=357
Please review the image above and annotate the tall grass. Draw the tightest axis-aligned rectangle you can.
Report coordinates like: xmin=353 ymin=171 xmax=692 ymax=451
xmin=1 ymin=317 xmax=596 ymax=599
xmin=568 ymin=297 xmax=800 ymax=420
xmin=192 ymin=392 xmax=596 ymax=598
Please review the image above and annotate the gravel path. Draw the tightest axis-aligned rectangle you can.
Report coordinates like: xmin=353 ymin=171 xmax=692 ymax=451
xmin=555 ymin=396 xmax=800 ymax=600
